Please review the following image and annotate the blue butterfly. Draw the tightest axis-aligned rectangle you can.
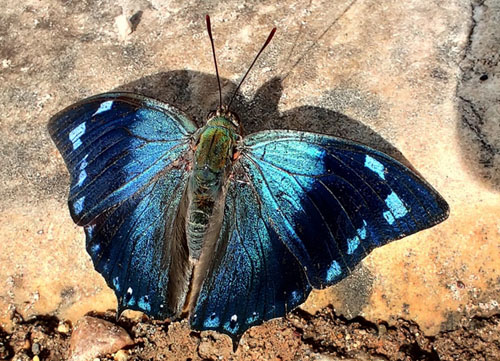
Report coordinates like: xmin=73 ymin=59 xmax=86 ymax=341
xmin=48 ymin=16 xmax=448 ymax=346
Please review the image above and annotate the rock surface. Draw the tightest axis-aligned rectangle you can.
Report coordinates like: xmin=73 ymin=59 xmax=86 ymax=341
xmin=0 ymin=0 xmax=499 ymax=357
xmin=68 ymin=316 xmax=133 ymax=361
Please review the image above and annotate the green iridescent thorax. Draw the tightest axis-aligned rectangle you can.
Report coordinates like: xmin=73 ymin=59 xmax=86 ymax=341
xmin=194 ymin=116 xmax=239 ymax=174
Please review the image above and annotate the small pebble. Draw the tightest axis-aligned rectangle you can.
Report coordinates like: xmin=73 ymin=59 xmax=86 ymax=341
xmin=68 ymin=316 xmax=133 ymax=361
xmin=31 ymin=342 xmax=41 ymax=355
xmin=114 ymin=350 xmax=129 ymax=361
xmin=115 ymin=15 xmax=132 ymax=39
xmin=378 ymin=324 xmax=387 ymax=336
xmin=57 ymin=321 xmax=71 ymax=334
xmin=23 ymin=339 xmax=31 ymax=350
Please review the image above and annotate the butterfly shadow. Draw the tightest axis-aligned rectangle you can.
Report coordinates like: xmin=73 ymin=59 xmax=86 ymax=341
xmin=113 ymin=70 xmax=418 ymax=173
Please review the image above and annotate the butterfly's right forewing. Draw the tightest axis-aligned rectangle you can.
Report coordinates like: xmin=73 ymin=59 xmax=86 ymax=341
xmin=48 ymin=93 xmax=197 ymax=318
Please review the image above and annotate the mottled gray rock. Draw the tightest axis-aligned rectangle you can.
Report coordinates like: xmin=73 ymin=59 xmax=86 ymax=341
xmin=457 ymin=0 xmax=500 ymax=190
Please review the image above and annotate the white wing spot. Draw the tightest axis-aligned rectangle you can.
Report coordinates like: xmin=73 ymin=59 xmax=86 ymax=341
xmin=384 ymin=191 xmax=408 ymax=225
xmin=364 ymin=155 xmax=385 ymax=180
xmin=247 ymin=311 xmax=259 ymax=324
xmin=92 ymin=100 xmax=113 ymax=116
xmin=326 ymin=260 xmax=342 ymax=282
xmin=68 ymin=122 xmax=86 ymax=150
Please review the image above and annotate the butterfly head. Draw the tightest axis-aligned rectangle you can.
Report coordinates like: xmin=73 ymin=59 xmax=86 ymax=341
xmin=206 ymin=105 xmax=240 ymax=130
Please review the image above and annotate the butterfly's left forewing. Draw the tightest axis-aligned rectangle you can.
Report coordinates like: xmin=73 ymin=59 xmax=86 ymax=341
xmin=49 ymin=93 xmax=197 ymax=318
xmin=239 ymin=130 xmax=449 ymax=288
xmin=192 ymin=129 xmax=449 ymax=340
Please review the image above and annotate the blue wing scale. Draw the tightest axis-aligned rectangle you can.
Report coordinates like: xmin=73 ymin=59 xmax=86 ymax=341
xmin=237 ymin=130 xmax=448 ymax=289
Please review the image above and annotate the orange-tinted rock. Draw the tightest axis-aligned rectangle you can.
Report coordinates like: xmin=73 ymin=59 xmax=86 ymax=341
xmin=0 ymin=0 xmax=498 ymax=350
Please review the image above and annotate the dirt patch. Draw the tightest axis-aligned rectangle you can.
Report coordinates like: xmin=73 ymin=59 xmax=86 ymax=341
xmin=2 ymin=307 xmax=499 ymax=360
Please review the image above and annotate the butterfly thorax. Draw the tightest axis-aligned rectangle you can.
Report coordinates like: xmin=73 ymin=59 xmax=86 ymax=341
xmin=186 ymin=114 xmax=239 ymax=260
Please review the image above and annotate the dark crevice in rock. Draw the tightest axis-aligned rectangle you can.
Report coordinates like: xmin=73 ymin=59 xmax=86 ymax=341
xmin=460 ymin=0 xmax=484 ymax=66
xmin=458 ymin=95 xmax=497 ymax=155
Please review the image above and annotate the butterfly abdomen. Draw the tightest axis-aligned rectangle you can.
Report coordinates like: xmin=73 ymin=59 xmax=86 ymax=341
xmin=186 ymin=116 xmax=239 ymax=260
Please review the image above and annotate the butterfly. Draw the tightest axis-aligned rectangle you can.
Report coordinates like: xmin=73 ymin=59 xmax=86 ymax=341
xmin=48 ymin=15 xmax=449 ymax=347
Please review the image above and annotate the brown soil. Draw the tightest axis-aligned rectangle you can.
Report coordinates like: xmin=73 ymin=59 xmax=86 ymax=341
xmin=2 ymin=307 xmax=499 ymax=361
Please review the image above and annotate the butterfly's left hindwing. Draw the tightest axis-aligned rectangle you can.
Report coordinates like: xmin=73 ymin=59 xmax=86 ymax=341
xmin=191 ymin=178 xmax=311 ymax=342
xmin=49 ymin=93 xmax=197 ymax=318
xmin=192 ymin=129 xmax=448 ymax=340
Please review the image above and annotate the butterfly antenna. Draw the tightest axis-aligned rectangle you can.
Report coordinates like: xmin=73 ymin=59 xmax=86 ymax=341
xmin=206 ymin=15 xmax=223 ymax=108
xmin=227 ymin=27 xmax=277 ymax=110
